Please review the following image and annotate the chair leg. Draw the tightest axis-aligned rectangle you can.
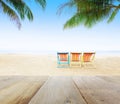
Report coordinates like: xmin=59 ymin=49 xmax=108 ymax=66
xmin=70 ymin=62 xmax=81 ymax=68
xmin=57 ymin=63 xmax=69 ymax=68
xmin=82 ymin=62 xmax=96 ymax=69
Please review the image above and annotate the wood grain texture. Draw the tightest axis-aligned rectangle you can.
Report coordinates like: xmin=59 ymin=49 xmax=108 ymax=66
xmin=73 ymin=76 xmax=120 ymax=104
xmin=29 ymin=76 xmax=87 ymax=104
xmin=0 ymin=76 xmax=25 ymax=90
xmin=0 ymin=76 xmax=120 ymax=104
xmin=0 ymin=76 xmax=48 ymax=104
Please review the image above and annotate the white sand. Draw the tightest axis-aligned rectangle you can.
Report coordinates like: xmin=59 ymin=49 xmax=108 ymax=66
xmin=0 ymin=54 xmax=120 ymax=76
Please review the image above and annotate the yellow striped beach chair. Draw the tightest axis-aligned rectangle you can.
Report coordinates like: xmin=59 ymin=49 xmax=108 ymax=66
xmin=70 ymin=52 xmax=82 ymax=67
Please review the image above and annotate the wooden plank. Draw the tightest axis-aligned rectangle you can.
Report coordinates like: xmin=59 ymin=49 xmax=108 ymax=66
xmin=0 ymin=76 xmax=48 ymax=104
xmin=0 ymin=76 xmax=26 ymax=90
xmin=29 ymin=76 xmax=87 ymax=104
xmin=73 ymin=76 xmax=120 ymax=104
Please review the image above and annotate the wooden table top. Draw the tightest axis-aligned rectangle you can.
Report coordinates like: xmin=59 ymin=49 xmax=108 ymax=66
xmin=0 ymin=76 xmax=120 ymax=104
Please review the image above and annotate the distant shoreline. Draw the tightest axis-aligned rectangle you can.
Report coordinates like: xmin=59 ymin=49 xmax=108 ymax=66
xmin=0 ymin=50 xmax=120 ymax=56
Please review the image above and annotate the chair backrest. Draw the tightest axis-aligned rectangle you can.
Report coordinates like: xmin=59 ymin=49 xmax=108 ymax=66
xmin=57 ymin=52 xmax=69 ymax=61
xmin=70 ymin=52 xmax=82 ymax=62
xmin=83 ymin=52 xmax=95 ymax=62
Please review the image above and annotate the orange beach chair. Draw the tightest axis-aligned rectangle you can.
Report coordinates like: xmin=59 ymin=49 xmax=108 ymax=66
xmin=70 ymin=52 xmax=82 ymax=67
xmin=82 ymin=52 xmax=95 ymax=67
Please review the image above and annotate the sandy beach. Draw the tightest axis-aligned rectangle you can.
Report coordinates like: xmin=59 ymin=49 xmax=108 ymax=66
xmin=0 ymin=54 xmax=120 ymax=76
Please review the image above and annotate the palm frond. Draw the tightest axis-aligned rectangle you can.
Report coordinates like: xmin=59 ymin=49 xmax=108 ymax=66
xmin=0 ymin=0 xmax=21 ymax=29
xmin=64 ymin=13 xmax=85 ymax=29
xmin=0 ymin=0 xmax=46 ymax=29
xmin=35 ymin=0 xmax=46 ymax=9
xmin=57 ymin=0 xmax=75 ymax=15
xmin=59 ymin=0 xmax=119 ymax=29
xmin=6 ymin=0 xmax=33 ymax=21
xmin=107 ymin=8 xmax=119 ymax=23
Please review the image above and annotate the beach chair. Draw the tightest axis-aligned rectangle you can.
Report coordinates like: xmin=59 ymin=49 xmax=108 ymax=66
xmin=57 ymin=52 xmax=69 ymax=68
xmin=82 ymin=52 xmax=95 ymax=68
xmin=70 ymin=52 xmax=82 ymax=67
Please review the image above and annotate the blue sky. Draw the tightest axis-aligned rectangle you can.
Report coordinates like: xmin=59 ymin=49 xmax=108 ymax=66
xmin=0 ymin=0 xmax=120 ymax=53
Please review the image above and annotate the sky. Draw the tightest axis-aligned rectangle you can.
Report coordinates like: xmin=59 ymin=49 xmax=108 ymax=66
xmin=0 ymin=0 xmax=120 ymax=53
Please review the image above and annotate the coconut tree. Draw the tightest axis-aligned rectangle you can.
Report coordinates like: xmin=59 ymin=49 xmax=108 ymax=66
xmin=0 ymin=0 xmax=46 ymax=29
xmin=58 ymin=0 xmax=120 ymax=29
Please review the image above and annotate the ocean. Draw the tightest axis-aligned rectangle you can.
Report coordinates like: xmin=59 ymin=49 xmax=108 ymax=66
xmin=0 ymin=50 xmax=120 ymax=56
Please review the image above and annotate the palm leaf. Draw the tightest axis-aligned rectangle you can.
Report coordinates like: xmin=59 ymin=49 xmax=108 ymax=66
xmin=57 ymin=0 xmax=75 ymax=15
xmin=35 ymin=0 xmax=46 ymax=9
xmin=107 ymin=8 xmax=119 ymax=23
xmin=59 ymin=0 xmax=118 ymax=29
xmin=64 ymin=13 xmax=86 ymax=29
xmin=0 ymin=0 xmax=21 ymax=28
xmin=0 ymin=0 xmax=47 ymax=29
xmin=6 ymin=0 xmax=33 ymax=21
